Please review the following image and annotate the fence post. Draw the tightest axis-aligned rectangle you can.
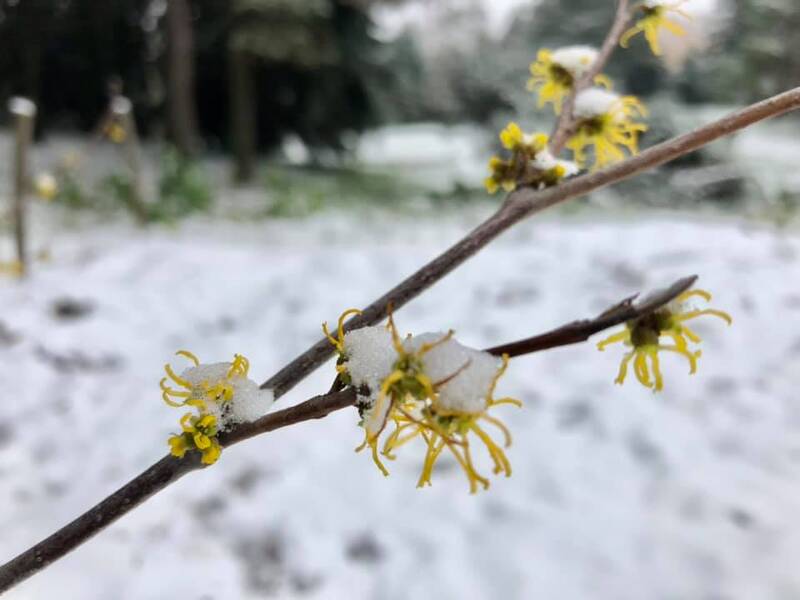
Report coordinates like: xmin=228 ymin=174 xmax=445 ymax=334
xmin=110 ymin=95 xmax=149 ymax=223
xmin=8 ymin=97 xmax=36 ymax=277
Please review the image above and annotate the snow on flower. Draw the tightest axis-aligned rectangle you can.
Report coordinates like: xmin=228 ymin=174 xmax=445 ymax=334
xmin=530 ymin=148 xmax=579 ymax=179
xmin=326 ymin=309 xmax=521 ymax=493
xmin=527 ymin=46 xmax=612 ymax=114
xmin=485 ymin=123 xmax=575 ymax=194
xmin=34 ymin=173 xmax=58 ymax=201
xmin=161 ymin=350 xmax=274 ymax=464
xmin=568 ymin=88 xmax=648 ymax=170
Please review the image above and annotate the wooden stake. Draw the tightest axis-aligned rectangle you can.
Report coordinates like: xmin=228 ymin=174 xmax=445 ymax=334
xmin=110 ymin=95 xmax=149 ymax=223
xmin=8 ymin=97 xmax=36 ymax=277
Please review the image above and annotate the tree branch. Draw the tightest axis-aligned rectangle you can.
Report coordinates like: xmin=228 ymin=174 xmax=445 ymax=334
xmin=0 ymin=274 xmax=697 ymax=592
xmin=262 ymin=86 xmax=800 ymax=401
xmin=549 ymin=0 xmax=632 ymax=154
xmin=485 ymin=275 xmax=696 ymax=357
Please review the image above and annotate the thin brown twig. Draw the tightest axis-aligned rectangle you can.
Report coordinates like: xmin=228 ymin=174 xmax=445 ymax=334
xmin=549 ymin=0 xmax=632 ymax=154
xmin=0 ymin=275 xmax=697 ymax=592
xmin=485 ymin=275 xmax=696 ymax=357
xmin=261 ymin=85 xmax=800 ymax=401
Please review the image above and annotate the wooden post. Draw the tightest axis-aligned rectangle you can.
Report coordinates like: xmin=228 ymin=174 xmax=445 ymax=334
xmin=166 ymin=0 xmax=200 ymax=156
xmin=8 ymin=97 xmax=36 ymax=277
xmin=110 ymin=95 xmax=149 ymax=223
xmin=229 ymin=47 xmax=257 ymax=183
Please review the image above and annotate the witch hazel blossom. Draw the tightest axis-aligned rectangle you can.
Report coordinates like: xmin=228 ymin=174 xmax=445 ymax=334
xmin=324 ymin=309 xmax=521 ymax=494
xmin=568 ymin=88 xmax=648 ymax=169
xmin=527 ymin=46 xmax=612 ymax=114
xmin=530 ymin=148 xmax=579 ymax=179
xmin=161 ymin=350 xmax=275 ymax=464
xmin=550 ymin=46 xmax=599 ymax=78
xmin=597 ymin=288 xmax=732 ymax=391
xmin=622 ymin=0 xmax=690 ymax=56
xmin=573 ymin=88 xmax=624 ymax=118
xmin=485 ymin=123 xmax=576 ymax=194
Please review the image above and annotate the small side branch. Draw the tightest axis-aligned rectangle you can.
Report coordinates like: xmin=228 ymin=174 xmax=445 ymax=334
xmin=486 ymin=275 xmax=696 ymax=357
xmin=549 ymin=0 xmax=632 ymax=154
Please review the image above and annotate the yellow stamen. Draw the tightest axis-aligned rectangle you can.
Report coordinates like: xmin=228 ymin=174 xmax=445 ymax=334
xmin=486 ymin=354 xmax=510 ymax=402
xmin=615 ymin=350 xmax=634 ymax=385
xmin=323 ymin=308 xmax=363 ymax=353
xmin=164 ymin=363 xmax=192 ymax=389
xmin=597 ymin=330 xmax=630 ymax=350
xmin=634 ymin=351 xmax=652 ymax=388
xmin=176 ymin=350 xmax=200 ymax=366
xmin=674 ymin=309 xmax=733 ymax=326
xmin=472 ymin=423 xmax=511 ymax=477
xmin=649 ymin=350 xmax=664 ymax=391
xmin=677 ymin=289 xmax=712 ymax=302
xmin=480 ymin=413 xmax=513 ymax=447
xmin=489 ymin=397 xmax=523 ymax=408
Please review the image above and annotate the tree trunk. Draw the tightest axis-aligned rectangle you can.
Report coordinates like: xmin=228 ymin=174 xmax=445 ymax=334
xmin=166 ymin=0 xmax=200 ymax=156
xmin=229 ymin=47 xmax=257 ymax=183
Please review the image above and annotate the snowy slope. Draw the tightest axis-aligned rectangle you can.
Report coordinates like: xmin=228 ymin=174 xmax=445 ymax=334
xmin=1 ymin=211 xmax=799 ymax=600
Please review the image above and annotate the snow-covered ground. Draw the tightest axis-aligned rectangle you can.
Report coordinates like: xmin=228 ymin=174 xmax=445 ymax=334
xmin=1 ymin=208 xmax=799 ymax=599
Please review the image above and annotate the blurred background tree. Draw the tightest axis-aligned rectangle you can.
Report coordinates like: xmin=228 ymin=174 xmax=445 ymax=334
xmin=0 ymin=0 xmax=798 ymax=184
xmin=0 ymin=0 xmax=413 ymax=180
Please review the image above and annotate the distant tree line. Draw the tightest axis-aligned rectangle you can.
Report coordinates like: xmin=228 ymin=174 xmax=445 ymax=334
xmin=0 ymin=0 xmax=415 ymax=180
xmin=0 ymin=0 xmax=796 ymax=179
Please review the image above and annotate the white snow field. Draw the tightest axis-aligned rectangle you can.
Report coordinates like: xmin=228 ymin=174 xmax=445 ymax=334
xmin=1 ymin=210 xmax=799 ymax=600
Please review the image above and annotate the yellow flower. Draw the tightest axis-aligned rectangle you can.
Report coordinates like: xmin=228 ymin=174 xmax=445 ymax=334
xmin=621 ymin=1 xmax=689 ymax=56
xmin=168 ymin=413 xmax=222 ymax=465
xmin=34 ymin=173 xmax=58 ymax=201
xmin=381 ymin=354 xmax=522 ymax=494
xmin=331 ymin=307 xmax=522 ymax=493
xmin=567 ymin=89 xmax=648 ymax=170
xmin=160 ymin=349 xmax=249 ymax=412
xmin=322 ymin=307 xmax=363 ymax=383
xmin=485 ymin=124 xmax=573 ymax=194
xmin=484 ymin=155 xmax=517 ymax=195
xmin=106 ymin=121 xmax=127 ymax=144
xmin=354 ymin=312 xmax=448 ymax=477
xmin=0 ymin=260 xmax=23 ymax=277
xmin=528 ymin=47 xmax=613 ymax=114
xmin=161 ymin=349 xmax=264 ymax=466
xmin=597 ymin=288 xmax=732 ymax=391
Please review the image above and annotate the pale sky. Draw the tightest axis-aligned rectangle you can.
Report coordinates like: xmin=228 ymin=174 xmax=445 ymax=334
xmin=374 ymin=0 xmax=723 ymax=41
xmin=373 ymin=0 xmax=536 ymax=40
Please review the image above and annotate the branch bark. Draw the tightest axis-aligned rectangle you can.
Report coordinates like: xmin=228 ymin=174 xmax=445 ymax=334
xmin=549 ymin=0 xmax=632 ymax=154
xmin=485 ymin=275 xmax=696 ymax=357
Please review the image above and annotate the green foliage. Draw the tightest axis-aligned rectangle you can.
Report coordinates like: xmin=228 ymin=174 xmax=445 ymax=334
xmin=56 ymin=169 xmax=97 ymax=210
xmin=55 ymin=147 xmax=212 ymax=223
xmin=149 ymin=149 xmax=213 ymax=222
xmin=263 ymin=165 xmax=428 ymax=217
xmin=100 ymin=172 xmax=139 ymax=216
xmin=715 ymin=0 xmax=800 ymax=103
